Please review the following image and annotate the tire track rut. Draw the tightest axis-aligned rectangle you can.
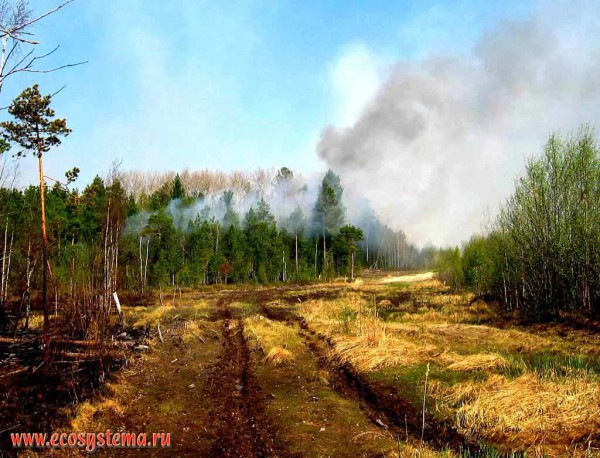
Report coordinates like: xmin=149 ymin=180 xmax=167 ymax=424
xmin=257 ymin=295 xmax=482 ymax=455
xmin=203 ymin=297 xmax=286 ymax=457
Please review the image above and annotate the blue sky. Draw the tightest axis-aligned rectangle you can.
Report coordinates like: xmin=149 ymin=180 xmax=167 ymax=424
xmin=3 ymin=0 xmax=536 ymax=186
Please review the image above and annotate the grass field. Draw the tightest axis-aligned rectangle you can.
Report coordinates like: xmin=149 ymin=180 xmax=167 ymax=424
xmin=9 ymin=273 xmax=599 ymax=457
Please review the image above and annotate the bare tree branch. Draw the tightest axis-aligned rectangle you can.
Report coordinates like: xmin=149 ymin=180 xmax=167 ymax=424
xmin=0 ymin=1 xmax=84 ymax=96
xmin=0 ymin=29 xmax=37 ymax=44
xmin=10 ymin=60 xmax=87 ymax=74
xmin=3 ymin=45 xmax=35 ymax=76
xmin=1 ymin=0 xmax=73 ymax=37
xmin=1 ymin=39 xmax=20 ymax=74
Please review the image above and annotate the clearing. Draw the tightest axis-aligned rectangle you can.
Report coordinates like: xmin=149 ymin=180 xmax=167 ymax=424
xmin=2 ymin=275 xmax=599 ymax=457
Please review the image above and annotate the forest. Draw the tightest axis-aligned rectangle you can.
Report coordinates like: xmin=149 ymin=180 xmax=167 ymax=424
xmin=0 ymin=146 xmax=436 ymax=337
xmin=3 ymin=120 xmax=598 ymax=342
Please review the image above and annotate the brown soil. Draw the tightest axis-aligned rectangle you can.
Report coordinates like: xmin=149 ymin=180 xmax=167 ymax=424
xmin=0 ymin=330 xmax=131 ymax=456
xmin=203 ymin=303 xmax=288 ymax=457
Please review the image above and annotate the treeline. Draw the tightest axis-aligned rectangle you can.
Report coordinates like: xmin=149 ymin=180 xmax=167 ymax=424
xmin=120 ymin=168 xmax=434 ymax=289
xmin=438 ymin=127 xmax=600 ymax=320
xmin=117 ymin=167 xmax=430 ymax=271
xmin=0 ymin=161 xmax=434 ymax=334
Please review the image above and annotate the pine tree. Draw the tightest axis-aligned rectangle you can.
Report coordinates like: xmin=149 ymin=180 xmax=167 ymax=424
xmin=221 ymin=190 xmax=240 ymax=228
xmin=171 ymin=174 xmax=185 ymax=200
xmin=1 ymin=84 xmax=71 ymax=341
xmin=244 ymin=200 xmax=279 ymax=283
xmin=338 ymin=225 xmax=364 ymax=282
xmin=149 ymin=181 xmax=172 ymax=210
xmin=313 ymin=170 xmax=345 ymax=274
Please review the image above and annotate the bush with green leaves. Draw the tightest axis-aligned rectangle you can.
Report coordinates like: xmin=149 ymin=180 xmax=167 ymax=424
xmin=485 ymin=126 xmax=600 ymax=319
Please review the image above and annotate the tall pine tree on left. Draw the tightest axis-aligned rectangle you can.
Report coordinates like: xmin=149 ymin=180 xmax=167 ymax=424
xmin=1 ymin=84 xmax=71 ymax=349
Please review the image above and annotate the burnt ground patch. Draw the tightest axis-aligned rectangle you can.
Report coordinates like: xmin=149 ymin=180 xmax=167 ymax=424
xmin=0 ymin=337 xmax=130 ymax=456
xmin=0 ymin=322 xmax=152 ymax=456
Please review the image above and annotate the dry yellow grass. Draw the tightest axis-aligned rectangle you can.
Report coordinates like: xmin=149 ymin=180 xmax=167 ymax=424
xmin=444 ymin=353 xmax=511 ymax=372
xmin=295 ymin=276 xmax=600 ymax=455
xmin=244 ymin=315 xmax=298 ymax=356
xmin=395 ymin=322 xmax=565 ymax=357
xmin=69 ymin=397 xmax=125 ymax=432
xmin=125 ymin=299 xmax=213 ymax=327
xmin=437 ymin=372 xmax=600 ymax=452
xmin=264 ymin=346 xmax=295 ymax=366
xmin=333 ymin=334 xmax=438 ymax=372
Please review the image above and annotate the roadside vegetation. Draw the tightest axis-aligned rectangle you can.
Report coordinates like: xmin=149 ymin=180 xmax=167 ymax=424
xmin=437 ymin=127 xmax=600 ymax=321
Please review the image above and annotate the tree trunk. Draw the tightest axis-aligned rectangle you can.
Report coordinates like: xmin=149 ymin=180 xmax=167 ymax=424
xmin=139 ymin=236 xmax=143 ymax=293
xmin=1 ymin=218 xmax=7 ymax=310
xmin=295 ymin=231 xmax=298 ymax=274
xmin=144 ymin=239 xmax=149 ymax=292
xmin=24 ymin=238 xmax=32 ymax=330
xmin=38 ymin=152 xmax=49 ymax=344
xmin=350 ymin=247 xmax=355 ymax=282
xmin=4 ymin=228 xmax=13 ymax=307
xmin=282 ymin=250 xmax=286 ymax=282
xmin=365 ymin=230 xmax=369 ymax=265
xmin=322 ymin=215 xmax=327 ymax=272
xmin=314 ymin=237 xmax=318 ymax=276
xmin=0 ymin=36 xmax=7 ymax=94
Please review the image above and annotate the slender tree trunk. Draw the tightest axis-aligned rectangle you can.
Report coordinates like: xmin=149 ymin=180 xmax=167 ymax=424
xmin=4 ymin=229 xmax=13 ymax=304
xmin=350 ymin=247 xmax=355 ymax=282
xmin=1 ymin=218 xmax=7 ymax=309
xmin=1 ymin=226 xmax=13 ymax=314
xmin=0 ymin=35 xmax=7 ymax=94
xmin=396 ymin=232 xmax=400 ymax=270
xmin=322 ymin=215 xmax=327 ymax=272
xmin=294 ymin=230 xmax=299 ymax=274
xmin=144 ymin=239 xmax=149 ymax=292
xmin=282 ymin=249 xmax=286 ymax=282
xmin=69 ymin=235 xmax=75 ymax=300
xmin=38 ymin=152 xmax=49 ymax=344
xmin=139 ymin=236 xmax=143 ymax=293
xmin=365 ymin=230 xmax=369 ymax=266
xmin=314 ymin=237 xmax=318 ymax=277
xmin=24 ymin=238 xmax=32 ymax=330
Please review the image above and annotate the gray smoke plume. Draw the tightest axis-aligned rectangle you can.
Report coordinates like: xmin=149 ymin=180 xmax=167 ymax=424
xmin=318 ymin=1 xmax=600 ymax=246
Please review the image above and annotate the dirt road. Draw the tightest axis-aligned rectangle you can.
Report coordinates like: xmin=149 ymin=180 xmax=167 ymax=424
xmin=29 ymin=285 xmax=461 ymax=457
xmin=380 ymin=271 xmax=435 ymax=284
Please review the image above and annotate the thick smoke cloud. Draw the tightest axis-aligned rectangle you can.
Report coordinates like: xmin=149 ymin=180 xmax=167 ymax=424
xmin=318 ymin=2 xmax=600 ymax=246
